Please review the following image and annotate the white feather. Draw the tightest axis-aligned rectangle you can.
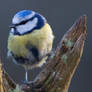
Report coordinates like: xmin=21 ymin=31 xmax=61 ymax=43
xmin=16 ymin=17 xmax=38 ymax=34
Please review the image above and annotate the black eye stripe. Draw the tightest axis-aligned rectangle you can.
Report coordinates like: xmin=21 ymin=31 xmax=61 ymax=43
xmin=15 ymin=16 xmax=35 ymax=26
xmin=19 ymin=20 xmax=28 ymax=25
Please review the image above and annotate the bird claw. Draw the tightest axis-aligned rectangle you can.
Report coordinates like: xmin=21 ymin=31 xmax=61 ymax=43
xmin=23 ymin=80 xmax=35 ymax=85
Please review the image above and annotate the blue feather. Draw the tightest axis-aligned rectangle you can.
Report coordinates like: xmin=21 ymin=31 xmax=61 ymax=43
xmin=15 ymin=10 xmax=33 ymax=18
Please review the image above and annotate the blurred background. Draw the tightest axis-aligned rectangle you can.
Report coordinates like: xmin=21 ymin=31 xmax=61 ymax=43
xmin=0 ymin=0 xmax=91 ymax=91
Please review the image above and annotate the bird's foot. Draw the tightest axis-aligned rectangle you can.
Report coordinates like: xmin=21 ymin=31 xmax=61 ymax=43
xmin=23 ymin=80 xmax=35 ymax=85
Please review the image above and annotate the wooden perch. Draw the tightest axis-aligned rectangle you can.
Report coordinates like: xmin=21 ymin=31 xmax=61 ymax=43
xmin=0 ymin=15 xmax=87 ymax=92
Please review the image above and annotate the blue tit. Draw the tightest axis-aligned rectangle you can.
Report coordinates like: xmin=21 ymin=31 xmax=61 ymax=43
xmin=8 ymin=10 xmax=54 ymax=83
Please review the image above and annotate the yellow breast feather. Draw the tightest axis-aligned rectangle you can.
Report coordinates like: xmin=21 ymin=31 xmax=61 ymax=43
xmin=8 ymin=23 xmax=54 ymax=57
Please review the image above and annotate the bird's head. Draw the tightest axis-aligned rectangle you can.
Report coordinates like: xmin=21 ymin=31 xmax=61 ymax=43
xmin=10 ymin=10 xmax=46 ymax=35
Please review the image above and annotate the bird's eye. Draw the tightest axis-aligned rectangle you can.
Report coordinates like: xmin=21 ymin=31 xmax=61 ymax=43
xmin=19 ymin=20 xmax=28 ymax=25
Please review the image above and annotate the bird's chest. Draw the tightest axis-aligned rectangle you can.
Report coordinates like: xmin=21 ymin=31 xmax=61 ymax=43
xmin=8 ymin=35 xmax=30 ymax=57
xmin=8 ymin=34 xmax=47 ymax=58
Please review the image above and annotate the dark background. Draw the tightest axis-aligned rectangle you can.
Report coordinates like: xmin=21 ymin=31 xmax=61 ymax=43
xmin=0 ymin=0 xmax=91 ymax=91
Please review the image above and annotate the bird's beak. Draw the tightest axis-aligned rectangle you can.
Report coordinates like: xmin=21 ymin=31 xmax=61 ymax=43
xmin=9 ymin=24 xmax=16 ymax=28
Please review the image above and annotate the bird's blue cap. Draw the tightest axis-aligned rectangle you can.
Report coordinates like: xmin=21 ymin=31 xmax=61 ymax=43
xmin=15 ymin=10 xmax=33 ymax=18
xmin=12 ymin=10 xmax=36 ymax=24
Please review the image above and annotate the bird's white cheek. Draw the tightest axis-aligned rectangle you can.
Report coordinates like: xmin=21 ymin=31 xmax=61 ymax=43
xmin=16 ymin=18 xmax=38 ymax=34
xmin=10 ymin=28 xmax=14 ymax=33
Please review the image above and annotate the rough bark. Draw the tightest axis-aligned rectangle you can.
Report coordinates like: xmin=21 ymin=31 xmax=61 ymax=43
xmin=0 ymin=15 xmax=87 ymax=92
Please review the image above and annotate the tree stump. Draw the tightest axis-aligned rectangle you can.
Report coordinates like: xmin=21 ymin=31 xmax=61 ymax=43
xmin=0 ymin=15 xmax=87 ymax=92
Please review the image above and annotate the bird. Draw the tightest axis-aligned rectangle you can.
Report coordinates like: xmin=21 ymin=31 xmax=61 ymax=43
xmin=7 ymin=10 xmax=54 ymax=83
